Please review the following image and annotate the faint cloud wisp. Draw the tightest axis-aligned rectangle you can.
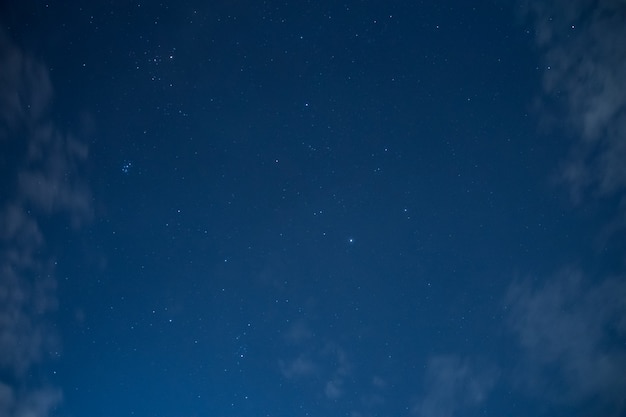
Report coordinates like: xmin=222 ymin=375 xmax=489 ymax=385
xmin=412 ymin=355 xmax=498 ymax=417
xmin=279 ymin=321 xmax=353 ymax=401
xmin=510 ymin=2 xmax=626 ymax=415
xmin=0 ymin=33 xmax=92 ymax=417
xmin=524 ymin=0 xmax=626 ymax=199
xmin=506 ymin=269 xmax=626 ymax=415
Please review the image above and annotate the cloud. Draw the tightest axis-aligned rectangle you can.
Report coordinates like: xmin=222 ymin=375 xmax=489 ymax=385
xmin=508 ymin=4 xmax=626 ymax=415
xmin=321 ymin=344 xmax=351 ymax=400
xmin=371 ymin=375 xmax=387 ymax=390
xmin=284 ymin=320 xmax=314 ymax=345
xmin=0 ymin=245 xmax=57 ymax=376
xmin=0 ymin=384 xmax=62 ymax=417
xmin=324 ymin=378 xmax=343 ymax=400
xmin=0 ymin=32 xmax=92 ymax=417
xmin=279 ymin=322 xmax=353 ymax=401
xmin=278 ymin=343 xmax=352 ymax=399
xmin=279 ymin=355 xmax=319 ymax=379
xmin=18 ymin=125 xmax=92 ymax=225
xmin=412 ymin=355 xmax=498 ymax=417
xmin=524 ymin=0 xmax=626 ymax=199
xmin=0 ymin=36 xmax=53 ymax=134
xmin=506 ymin=269 xmax=626 ymax=415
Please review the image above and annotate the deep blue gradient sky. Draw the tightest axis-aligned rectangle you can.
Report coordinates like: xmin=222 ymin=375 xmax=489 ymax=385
xmin=2 ymin=1 xmax=626 ymax=417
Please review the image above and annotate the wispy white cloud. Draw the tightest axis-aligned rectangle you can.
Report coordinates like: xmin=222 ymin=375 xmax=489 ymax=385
xmin=321 ymin=343 xmax=351 ymax=400
xmin=0 ymin=32 xmax=92 ymax=417
xmin=284 ymin=320 xmax=314 ymax=345
xmin=0 ymin=385 xmax=63 ymax=417
xmin=350 ymin=375 xmax=388 ymax=417
xmin=279 ymin=354 xmax=319 ymax=379
xmin=506 ymin=269 xmax=626 ymax=415
xmin=324 ymin=378 xmax=343 ymax=400
xmin=279 ymin=322 xmax=353 ymax=401
xmin=411 ymin=355 xmax=498 ymax=417
xmin=524 ymin=0 xmax=626 ymax=199
xmin=0 ymin=36 xmax=53 ymax=134
xmin=18 ymin=125 xmax=92 ymax=225
xmin=510 ymin=4 xmax=626 ymax=415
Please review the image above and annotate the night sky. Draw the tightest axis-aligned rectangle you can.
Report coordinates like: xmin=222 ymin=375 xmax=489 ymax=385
xmin=1 ymin=1 xmax=626 ymax=417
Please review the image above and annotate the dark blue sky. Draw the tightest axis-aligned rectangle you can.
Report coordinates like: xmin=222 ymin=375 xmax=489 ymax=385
xmin=1 ymin=1 xmax=625 ymax=417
